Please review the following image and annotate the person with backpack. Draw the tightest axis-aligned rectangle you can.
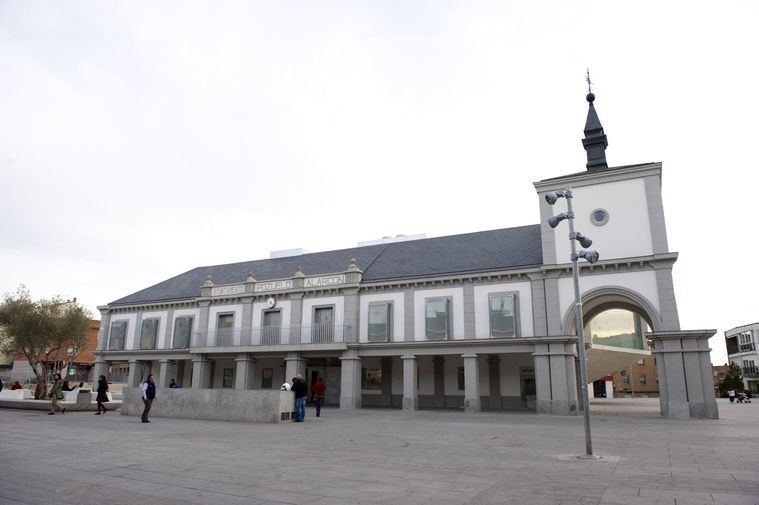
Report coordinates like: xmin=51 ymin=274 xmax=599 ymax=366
xmin=140 ymin=374 xmax=157 ymax=423
xmin=48 ymin=374 xmax=65 ymax=415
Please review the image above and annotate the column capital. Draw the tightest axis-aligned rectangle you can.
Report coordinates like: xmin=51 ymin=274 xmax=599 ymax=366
xmin=462 ymin=353 xmax=479 ymax=359
xmin=401 ymin=354 xmax=417 ymax=361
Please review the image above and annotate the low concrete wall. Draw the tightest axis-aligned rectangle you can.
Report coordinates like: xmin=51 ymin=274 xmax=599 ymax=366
xmin=0 ymin=390 xmax=31 ymax=400
xmin=121 ymin=388 xmax=295 ymax=423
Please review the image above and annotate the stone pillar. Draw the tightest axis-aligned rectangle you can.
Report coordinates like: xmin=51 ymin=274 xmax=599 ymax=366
xmin=127 ymin=359 xmax=140 ymax=387
xmin=240 ymin=297 xmax=254 ymax=345
xmin=402 ymin=354 xmax=418 ymax=411
xmin=235 ymin=354 xmax=256 ymax=390
xmin=158 ymin=359 xmax=176 ymax=388
xmin=288 ymin=293 xmax=304 ymax=344
xmin=533 ymin=340 xmax=579 ymax=415
xmin=649 ymin=330 xmax=719 ymax=419
xmin=343 ymin=289 xmax=359 ymax=343
xmin=487 ymin=355 xmax=501 ymax=409
xmin=463 ymin=353 xmax=481 ymax=413
xmin=92 ymin=358 xmax=108 ymax=382
xmin=285 ymin=352 xmax=305 ymax=381
xmin=191 ymin=357 xmax=212 ymax=389
xmin=97 ymin=307 xmax=111 ymax=351
xmin=163 ymin=308 xmax=174 ymax=349
xmin=463 ymin=284 xmax=475 ymax=339
xmin=198 ymin=301 xmax=211 ymax=346
xmin=380 ymin=357 xmax=393 ymax=407
xmin=404 ymin=289 xmax=415 ymax=342
xmin=339 ymin=349 xmax=362 ymax=409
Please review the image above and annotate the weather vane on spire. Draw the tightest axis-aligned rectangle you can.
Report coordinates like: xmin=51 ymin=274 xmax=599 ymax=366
xmin=586 ymin=68 xmax=593 ymax=94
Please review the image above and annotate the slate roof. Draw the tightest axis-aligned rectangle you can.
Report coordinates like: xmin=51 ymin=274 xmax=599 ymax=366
xmin=109 ymin=224 xmax=543 ymax=306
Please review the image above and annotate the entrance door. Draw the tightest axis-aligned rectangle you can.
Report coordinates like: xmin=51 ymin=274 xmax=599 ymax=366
xmin=306 ymin=367 xmax=326 ymax=404
xmin=520 ymin=368 xmax=536 ymax=410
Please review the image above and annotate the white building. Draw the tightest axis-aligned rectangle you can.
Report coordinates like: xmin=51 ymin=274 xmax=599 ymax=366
xmin=724 ymin=323 xmax=759 ymax=394
xmin=94 ymin=92 xmax=718 ymax=419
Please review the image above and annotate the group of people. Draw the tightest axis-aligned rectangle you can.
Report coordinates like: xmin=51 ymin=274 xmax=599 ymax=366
xmin=287 ymin=375 xmax=325 ymax=422
xmin=727 ymin=389 xmax=752 ymax=403
xmin=45 ymin=374 xmax=111 ymax=415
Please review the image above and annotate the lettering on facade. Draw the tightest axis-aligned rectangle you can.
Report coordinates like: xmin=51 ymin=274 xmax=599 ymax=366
xmin=211 ymin=285 xmax=245 ymax=296
xmin=254 ymin=280 xmax=294 ymax=293
xmin=304 ymin=274 xmax=346 ymax=288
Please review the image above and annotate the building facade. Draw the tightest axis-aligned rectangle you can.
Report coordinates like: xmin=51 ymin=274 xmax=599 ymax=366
xmin=93 ymin=93 xmax=718 ymax=419
xmin=724 ymin=323 xmax=759 ymax=393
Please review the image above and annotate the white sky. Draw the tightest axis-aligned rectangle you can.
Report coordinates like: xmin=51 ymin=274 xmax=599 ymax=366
xmin=1 ymin=1 xmax=757 ymax=365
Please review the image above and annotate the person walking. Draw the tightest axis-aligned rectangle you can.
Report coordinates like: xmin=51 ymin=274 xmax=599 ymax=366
xmin=291 ymin=375 xmax=307 ymax=422
xmin=95 ymin=375 xmax=109 ymax=415
xmin=48 ymin=374 xmax=65 ymax=415
xmin=140 ymin=374 xmax=157 ymax=423
xmin=311 ymin=376 xmax=325 ymax=418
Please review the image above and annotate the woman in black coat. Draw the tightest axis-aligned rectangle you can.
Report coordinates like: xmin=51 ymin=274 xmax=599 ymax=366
xmin=95 ymin=375 xmax=109 ymax=415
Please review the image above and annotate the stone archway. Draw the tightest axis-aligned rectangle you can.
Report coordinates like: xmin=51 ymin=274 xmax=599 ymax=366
xmin=561 ymin=285 xmax=662 ymax=336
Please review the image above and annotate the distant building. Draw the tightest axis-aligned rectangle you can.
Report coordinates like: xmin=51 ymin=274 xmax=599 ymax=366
xmin=724 ymin=323 xmax=759 ymax=394
xmin=712 ymin=363 xmax=730 ymax=396
xmin=610 ymin=355 xmax=659 ymax=398
xmin=10 ymin=319 xmax=100 ymax=383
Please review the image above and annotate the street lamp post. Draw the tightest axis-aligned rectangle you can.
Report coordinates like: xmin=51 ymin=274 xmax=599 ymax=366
xmin=546 ymin=188 xmax=599 ymax=459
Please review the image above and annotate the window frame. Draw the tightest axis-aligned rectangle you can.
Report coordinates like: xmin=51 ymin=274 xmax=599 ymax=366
xmin=139 ymin=318 xmax=160 ymax=350
xmin=312 ymin=305 xmax=336 ymax=343
xmin=367 ymin=302 xmax=393 ymax=342
xmin=425 ymin=297 xmax=452 ymax=341
xmin=172 ymin=315 xmax=194 ymax=349
xmin=261 ymin=309 xmax=282 ymax=345
xmin=487 ymin=292 xmax=519 ymax=338
xmin=108 ymin=320 xmax=128 ymax=350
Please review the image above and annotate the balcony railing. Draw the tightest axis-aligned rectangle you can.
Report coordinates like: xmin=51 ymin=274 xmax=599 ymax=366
xmin=190 ymin=323 xmax=351 ymax=348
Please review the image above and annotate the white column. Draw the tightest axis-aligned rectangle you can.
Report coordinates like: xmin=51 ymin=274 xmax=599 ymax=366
xmin=463 ymin=353 xmax=481 ymax=413
xmin=284 ymin=352 xmax=305 ymax=382
xmin=158 ymin=359 xmax=175 ymax=388
xmin=235 ymin=354 xmax=256 ymax=390
xmin=191 ymin=358 xmax=211 ymax=389
xmin=127 ymin=359 xmax=140 ymax=387
xmin=402 ymin=354 xmax=418 ymax=411
xmin=339 ymin=349 xmax=362 ymax=409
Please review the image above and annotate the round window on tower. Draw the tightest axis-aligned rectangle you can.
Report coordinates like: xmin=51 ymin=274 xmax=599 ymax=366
xmin=591 ymin=208 xmax=609 ymax=226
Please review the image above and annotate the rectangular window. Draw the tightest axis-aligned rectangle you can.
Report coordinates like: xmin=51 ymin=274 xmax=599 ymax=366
xmin=489 ymin=293 xmax=516 ymax=338
xmin=639 ymin=374 xmax=646 ymax=384
xmin=108 ymin=320 xmax=127 ymax=350
xmin=172 ymin=316 xmax=193 ymax=348
xmin=67 ymin=347 xmax=78 ymax=355
xmin=216 ymin=314 xmax=235 ymax=346
xmin=312 ymin=307 xmax=334 ymax=343
xmin=140 ymin=319 xmax=159 ymax=349
xmin=457 ymin=367 xmax=465 ymax=391
xmin=223 ymin=368 xmax=234 ymax=388
xmin=425 ymin=298 xmax=450 ymax=340
xmin=739 ymin=331 xmax=755 ymax=352
xmin=262 ymin=310 xmax=281 ymax=345
xmin=368 ymin=303 xmax=392 ymax=342
xmin=726 ymin=335 xmax=739 ymax=355
xmin=622 ymin=374 xmax=630 ymax=385
xmin=744 ymin=360 xmax=757 ymax=375
xmin=261 ymin=368 xmax=273 ymax=389
xmin=637 ymin=358 xmax=645 ymax=366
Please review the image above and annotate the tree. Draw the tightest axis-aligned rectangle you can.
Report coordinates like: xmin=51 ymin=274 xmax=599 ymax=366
xmin=0 ymin=286 xmax=92 ymax=394
xmin=718 ymin=361 xmax=744 ymax=397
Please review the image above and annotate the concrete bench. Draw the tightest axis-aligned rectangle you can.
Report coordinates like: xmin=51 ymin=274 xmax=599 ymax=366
xmin=0 ymin=389 xmax=32 ymax=400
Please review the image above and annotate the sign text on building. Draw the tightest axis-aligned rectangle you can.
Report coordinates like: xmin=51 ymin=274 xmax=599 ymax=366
xmin=211 ymin=285 xmax=245 ymax=296
xmin=254 ymin=280 xmax=294 ymax=293
xmin=304 ymin=274 xmax=346 ymax=288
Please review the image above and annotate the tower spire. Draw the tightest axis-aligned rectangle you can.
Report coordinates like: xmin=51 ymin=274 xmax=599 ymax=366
xmin=582 ymin=70 xmax=608 ymax=171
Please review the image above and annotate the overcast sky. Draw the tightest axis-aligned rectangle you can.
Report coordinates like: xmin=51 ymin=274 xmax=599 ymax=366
xmin=1 ymin=1 xmax=757 ymax=364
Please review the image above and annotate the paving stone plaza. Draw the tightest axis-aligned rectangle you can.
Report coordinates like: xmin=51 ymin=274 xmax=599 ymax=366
xmin=1 ymin=399 xmax=757 ymax=505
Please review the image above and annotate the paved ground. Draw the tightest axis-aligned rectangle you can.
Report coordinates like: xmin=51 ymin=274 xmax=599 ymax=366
xmin=1 ymin=398 xmax=757 ymax=505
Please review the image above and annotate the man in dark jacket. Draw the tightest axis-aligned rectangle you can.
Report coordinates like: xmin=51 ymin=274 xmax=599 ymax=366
xmin=140 ymin=374 xmax=157 ymax=423
xmin=291 ymin=375 xmax=307 ymax=422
